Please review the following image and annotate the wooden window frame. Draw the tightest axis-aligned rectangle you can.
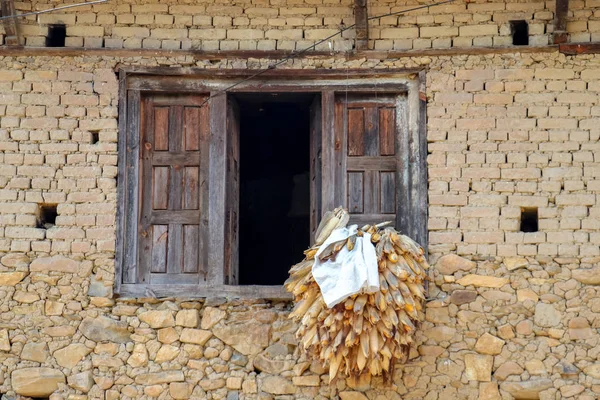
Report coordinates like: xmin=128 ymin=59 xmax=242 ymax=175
xmin=115 ymin=68 xmax=427 ymax=300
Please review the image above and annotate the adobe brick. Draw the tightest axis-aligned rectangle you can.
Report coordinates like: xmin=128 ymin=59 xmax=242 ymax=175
xmin=537 ymin=118 xmax=578 ymax=130
xmin=380 ymin=28 xmax=419 ymax=39
xmin=58 ymin=71 xmax=93 ymax=82
xmin=0 ymin=70 xmax=22 ymax=81
xmin=79 ymin=119 xmax=117 ymax=130
xmin=557 ymin=93 xmax=598 ymax=104
xmin=20 ymin=118 xmax=58 ymax=129
xmin=429 ymin=232 xmax=462 ymax=244
xmin=495 ymin=118 xmax=536 ymax=130
xmin=459 ymin=25 xmax=498 ymax=36
xmin=304 ymin=29 xmax=339 ymax=40
xmin=543 ymin=167 xmax=582 ymax=178
xmin=435 ymin=92 xmax=473 ymax=103
xmin=227 ymin=29 xmax=264 ymax=40
xmin=279 ymin=7 xmax=316 ymax=15
xmin=474 ymin=94 xmax=513 ymax=105
xmin=316 ymin=6 xmax=352 ymax=15
xmin=468 ymin=3 xmax=505 ymax=11
xmin=25 ymin=71 xmax=57 ymax=81
xmin=66 ymin=26 xmax=104 ymax=37
xmin=501 ymin=168 xmax=541 ymax=179
xmin=508 ymin=195 xmax=548 ymax=207
xmin=265 ymin=29 xmax=303 ymax=40
xmin=38 ymin=13 xmax=76 ymax=25
xmin=555 ymin=194 xmax=596 ymax=206
xmin=68 ymin=193 xmax=105 ymax=203
xmin=463 ymin=168 xmax=501 ymax=179
xmin=456 ymin=118 xmax=495 ymax=130
xmin=131 ymin=4 xmax=168 ymax=13
xmin=580 ymin=69 xmax=600 ymax=80
xmin=46 ymin=227 xmax=86 ymax=239
xmin=206 ymin=5 xmax=243 ymax=15
xmin=169 ymin=5 xmax=205 ymax=14
xmin=61 ymin=95 xmax=99 ymax=106
xmin=5 ymin=227 xmax=45 ymax=240
xmin=469 ymin=194 xmax=507 ymax=206
xmin=430 ymin=195 xmax=468 ymax=206
xmin=61 ymin=166 xmax=102 ymax=177
xmin=535 ymin=69 xmax=575 ymax=80
xmin=463 ymin=231 xmax=504 ymax=244
xmin=112 ymin=27 xmax=150 ymax=38
xmin=461 ymin=207 xmax=499 ymax=218
xmin=456 ymin=69 xmax=494 ymax=80
xmin=245 ymin=7 xmax=278 ymax=17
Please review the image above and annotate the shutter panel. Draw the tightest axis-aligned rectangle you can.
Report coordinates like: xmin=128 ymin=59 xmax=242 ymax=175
xmin=138 ymin=94 xmax=209 ymax=285
xmin=334 ymin=94 xmax=404 ymax=228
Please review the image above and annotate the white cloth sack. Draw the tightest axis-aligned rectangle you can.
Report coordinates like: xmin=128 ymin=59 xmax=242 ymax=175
xmin=312 ymin=225 xmax=380 ymax=308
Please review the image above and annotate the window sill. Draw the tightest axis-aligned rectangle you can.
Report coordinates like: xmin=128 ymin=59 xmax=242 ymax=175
xmin=117 ymin=284 xmax=292 ymax=301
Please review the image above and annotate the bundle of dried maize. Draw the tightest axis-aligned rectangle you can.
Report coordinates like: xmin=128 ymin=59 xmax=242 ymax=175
xmin=285 ymin=207 xmax=429 ymax=384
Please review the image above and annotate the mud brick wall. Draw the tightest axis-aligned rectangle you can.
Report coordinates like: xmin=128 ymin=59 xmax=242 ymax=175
xmin=0 ymin=0 xmax=600 ymax=398
xmin=3 ymin=0 xmax=597 ymax=50
xmin=0 ymin=49 xmax=599 ymax=399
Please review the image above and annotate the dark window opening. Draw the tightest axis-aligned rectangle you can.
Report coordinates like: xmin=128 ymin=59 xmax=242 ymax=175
xmin=520 ymin=207 xmax=538 ymax=232
xmin=37 ymin=203 xmax=57 ymax=229
xmin=236 ymin=93 xmax=313 ymax=285
xmin=90 ymin=130 xmax=100 ymax=144
xmin=46 ymin=24 xmax=66 ymax=47
xmin=511 ymin=20 xmax=529 ymax=46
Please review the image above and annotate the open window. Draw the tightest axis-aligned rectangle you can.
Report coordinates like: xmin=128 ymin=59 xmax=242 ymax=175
xmin=116 ymin=70 xmax=427 ymax=299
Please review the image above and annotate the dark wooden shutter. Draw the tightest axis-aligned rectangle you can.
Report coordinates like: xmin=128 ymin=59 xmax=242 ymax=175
xmin=137 ymin=94 xmax=209 ymax=285
xmin=334 ymin=94 xmax=402 ymax=226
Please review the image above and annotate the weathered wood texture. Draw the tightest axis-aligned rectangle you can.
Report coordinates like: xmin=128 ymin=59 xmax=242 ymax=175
xmin=1 ymin=0 xmax=21 ymax=46
xmin=0 ymin=45 xmax=558 ymax=59
xmin=224 ymin=97 xmax=240 ymax=285
xmin=335 ymin=95 xmax=400 ymax=226
xmin=116 ymin=70 xmax=427 ymax=299
xmin=114 ymin=70 xmax=128 ymax=294
xmin=146 ymin=95 xmax=208 ymax=284
xmin=553 ymin=0 xmax=569 ymax=44
xmin=119 ymin=284 xmax=292 ymax=300
xmin=354 ymin=0 xmax=369 ymax=50
xmin=309 ymin=95 xmax=323 ymax=244
xmin=559 ymin=43 xmax=600 ymax=55
xmin=207 ymin=93 xmax=227 ymax=286
xmin=123 ymin=90 xmax=141 ymax=284
xmin=123 ymin=93 xmax=210 ymax=287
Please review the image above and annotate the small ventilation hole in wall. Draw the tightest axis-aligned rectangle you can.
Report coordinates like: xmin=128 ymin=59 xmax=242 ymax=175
xmin=46 ymin=24 xmax=66 ymax=47
xmin=37 ymin=203 xmax=58 ymax=229
xmin=520 ymin=207 xmax=538 ymax=232
xmin=510 ymin=20 xmax=529 ymax=46
xmin=90 ymin=130 xmax=100 ymax=144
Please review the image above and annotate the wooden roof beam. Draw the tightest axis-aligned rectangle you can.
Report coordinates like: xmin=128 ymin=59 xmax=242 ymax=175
xmin=354 ymin=0 xmax=368 ymax=50
xmin=1 ymin=0 xmax=22 ymax=46
xmin=553 ymin=0 xmax=569 ymax=44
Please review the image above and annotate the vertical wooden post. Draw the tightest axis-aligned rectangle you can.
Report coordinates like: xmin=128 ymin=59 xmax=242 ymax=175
xmin=354 ymin=0 xmax=368 ymax=50
xmin=553 ymin=0 xmax=569 ymax=44
xmin=321 ymin=91 xmax=336 ymax=214
xmin=1 ymin=0 xmax=21 ymax=46
xmin=207 ymin=92 xmax=227 ymax=286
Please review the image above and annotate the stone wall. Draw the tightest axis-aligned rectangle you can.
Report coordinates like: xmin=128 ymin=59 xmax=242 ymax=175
xmin=5 ymin=0 xmax=599 ymax=50
xmin=0 ymin=49 xmax=600 ymax=399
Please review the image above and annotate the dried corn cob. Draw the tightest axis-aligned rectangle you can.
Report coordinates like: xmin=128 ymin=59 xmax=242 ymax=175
xmin=285 ymin=208 xmax=428 ymax=384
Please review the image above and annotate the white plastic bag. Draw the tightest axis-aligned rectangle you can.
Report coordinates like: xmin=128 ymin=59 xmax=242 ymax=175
xmin=312 ymin=225 xmax=380 ymax=308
